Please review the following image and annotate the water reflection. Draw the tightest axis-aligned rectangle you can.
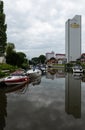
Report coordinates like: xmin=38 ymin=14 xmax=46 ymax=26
xmin=1 ymin=70 xmax=85 ymax=129
xmin=65 ymin=73 xmax=81 ymax=118
xmin=46 ymin=68 xmax=65 ymax=79
xmin=46 ymin=69 xmax=82 ymax=118
xmin=0 ymin=82 xmax=30 ymax=129
xmin=30 ymin=76 xmax=41 ymax=86
xmin=4 ymin=83 xmax=29 ymax=94
xmin=0 ymin=90 xmax=7 ymax=130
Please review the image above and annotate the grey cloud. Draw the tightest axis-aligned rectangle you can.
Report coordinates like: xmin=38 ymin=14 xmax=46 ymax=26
xmin=4 ymin=0 xmax=85 ymax=58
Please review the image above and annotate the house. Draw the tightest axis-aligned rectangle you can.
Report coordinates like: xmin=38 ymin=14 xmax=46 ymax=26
xmin=0 ymin=56 xmax=6 ymax=63
xmin=55 ymin=54 xmax=66 ymax=64
xmin=77 ymin=53 xmax=85 ymax=63
xmin=46 ymin=57 xmax=57 ymax=67
xmin=46 ymin=51 xmax=55 ymax=60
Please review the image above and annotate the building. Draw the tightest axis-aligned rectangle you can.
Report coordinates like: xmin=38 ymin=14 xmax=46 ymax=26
xmin=56 ymin=54 xmax=65 ymax=59
xmin=0 ymin=56 xmax=6 ymax=63
xmin=77 ymin=53 xmax=85 ymax=63
xmin=46 ymin=52 xmax=66 ymax=65
xmin=55 ymin=54 xmax=66 ymax=64
xmin=65 ymin=15 xmax=81 ymax=62
xmin=46 ymin=51 xmax=55 ymax=60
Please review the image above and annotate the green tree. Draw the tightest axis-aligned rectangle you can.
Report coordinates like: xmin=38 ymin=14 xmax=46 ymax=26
xmin=16 ymin=52 xmax=27 ymax=67
xmin=5 ymin=42 xmax=15 ymax=55
xmin=38 ymin=55 xmax=46 ymax=64
xmin=5 ymin=43 xmax=16 ymax=65
xmin=31 ymin=57 xmax=39 ymax=65
xmin=6 ymin=44 xmax=29 ymax=68
xmin=0 ymin=1 xmax=7 ymax=55
xmin=6 ymin=51 xmax=17 ymax=66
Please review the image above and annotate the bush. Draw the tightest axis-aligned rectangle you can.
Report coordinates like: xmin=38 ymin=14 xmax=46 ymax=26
xmin=0 ymin=63 xmax=18 ymax=77
xmin=0 ymin=71 xmax=5 ymax=77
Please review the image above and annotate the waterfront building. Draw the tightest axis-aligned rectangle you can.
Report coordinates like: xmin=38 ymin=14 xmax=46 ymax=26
xmin=46 ymin=51 xmax=55 ymax=60
xmin=46 ymin=52 xmax=66 ymax=64
xmin=55 ymin=54 xmax=66 ymax=64
xmin=0 ymin=56 xmax=6 ymax=63
xmin=65 ymin=15 xmax=81 ymax=62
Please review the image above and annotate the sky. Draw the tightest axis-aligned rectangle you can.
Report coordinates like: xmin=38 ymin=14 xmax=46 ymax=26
xmin=3 ymin=0 xmax=85 ymax=59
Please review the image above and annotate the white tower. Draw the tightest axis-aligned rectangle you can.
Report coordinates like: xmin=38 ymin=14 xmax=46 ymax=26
xmin=65 ymin=15 xmax=81 ymax=62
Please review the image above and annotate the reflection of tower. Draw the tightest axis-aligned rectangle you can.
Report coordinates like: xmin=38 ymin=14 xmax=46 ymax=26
xmin=0 ymin=90 xmax=7 ymax=129
xmin=65 ymin=73 xmax=81 ymax=118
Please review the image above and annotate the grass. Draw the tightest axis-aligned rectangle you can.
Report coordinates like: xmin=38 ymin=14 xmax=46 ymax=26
xmin=0 ymin=63 xmax=18 ymax=78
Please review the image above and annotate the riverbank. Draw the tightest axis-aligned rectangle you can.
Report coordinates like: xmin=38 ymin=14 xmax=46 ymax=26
xmin=0 ymin=63 xmax=18 ymax=78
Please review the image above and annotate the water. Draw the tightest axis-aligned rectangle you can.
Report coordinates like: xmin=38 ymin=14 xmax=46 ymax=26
xmin=1 ymin=70 xmax=85 ymax=130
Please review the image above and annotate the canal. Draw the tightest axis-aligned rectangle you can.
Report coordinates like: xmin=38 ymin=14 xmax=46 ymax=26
xmin=1 ymin=70 xmax=85 ymax=130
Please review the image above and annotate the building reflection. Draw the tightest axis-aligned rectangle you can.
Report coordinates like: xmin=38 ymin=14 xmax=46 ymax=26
xmin=0 ymin=89 xmax=7 ymax=130
xmin=65 ymin=73 xmax=81 ymax=118
xmin=46 ymin=69 xmax=65 ymax=80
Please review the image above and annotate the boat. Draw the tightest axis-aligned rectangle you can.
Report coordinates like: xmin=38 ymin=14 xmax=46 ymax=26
xmin=73 ymin=73 xmax=83 ymax=79
xmin=4 ymin=75 xmax=29 ymax=86
xmin=0 ymin=71 xmax=30 ymax=86
xmin=26 ymin=68 xmax=42 ymax=79
xmin=72 ymin=65 xmax=83 ymax=73
xmin=36 ymin=65 xmax=46 ymax=74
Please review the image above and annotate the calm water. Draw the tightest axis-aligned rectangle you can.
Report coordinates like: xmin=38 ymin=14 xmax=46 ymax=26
xmin=1 ymin=70 xmax=85 ymax=130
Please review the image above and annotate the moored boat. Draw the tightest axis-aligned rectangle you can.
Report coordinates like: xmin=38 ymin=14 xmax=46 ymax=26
xmin=3 ymin=75 xmax=29 ymax=85
xmin=26 ymin=68 xmax=42 ymax=79
xmin=0 ymin=70 xmax=30 ymax=86
xmin=72 ymin=65 xmax=83 ymax=73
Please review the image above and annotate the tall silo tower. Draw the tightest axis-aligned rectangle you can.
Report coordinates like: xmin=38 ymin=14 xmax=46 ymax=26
xmin=65 ymin=15 xmax=81 ymax=62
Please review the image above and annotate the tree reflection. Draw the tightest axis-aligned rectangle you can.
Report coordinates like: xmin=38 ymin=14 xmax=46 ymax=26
xmin=0 ymin=89 xmax=7 ymax=130
xmin=46 ymin=69 xmax=65 ymax=80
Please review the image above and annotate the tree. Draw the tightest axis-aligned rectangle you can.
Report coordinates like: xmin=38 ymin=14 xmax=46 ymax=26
xmin=6 ymin=43 xmax=29 ymax=68
xmin=16 ymin=52 xmax=27 ymax=67
xmin=31 ymin=57 xmax=39 ymax=65
xmin=5 ymin=42 xmax=15 ymax=55
xmin=30 ymin=55 xmax=46 ymax=66
xmin=38 ymin=55 xmax=46 ymax=64
xmin=6 ymin=43 xmax=16 ymax=65
xmin=0 ymin=1 xmax=7 ymax=55
xmin=6 ymin=51 xmax=18 ymax=66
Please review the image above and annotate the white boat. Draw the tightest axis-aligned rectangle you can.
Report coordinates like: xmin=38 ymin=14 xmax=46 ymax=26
xmin=1 ymin=71 xmax=30 ymax=86
xmin=3 ymin=75 xmax=29 ymax=86
xmin=26 ymin=68 xmax=42 ymax=79
xmin=73 ymin=73 xmax=83 ymax=79
xmin=72 ymin=65 xmax=83 ymax=73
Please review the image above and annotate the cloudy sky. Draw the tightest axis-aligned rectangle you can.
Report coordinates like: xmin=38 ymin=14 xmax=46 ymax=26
xmin=3 ymin=0 xmax=85 ymax=59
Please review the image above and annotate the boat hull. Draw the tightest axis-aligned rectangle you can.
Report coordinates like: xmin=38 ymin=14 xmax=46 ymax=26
xmin=72 ymin=65 xmax=83 ymax=73
xmin=26 ymin=69 xmax=42 ymax=79
xmin=3 ymin=76 xmax=29 ymax=86
xmin=73 ymin=69 xmax=83 ymax=73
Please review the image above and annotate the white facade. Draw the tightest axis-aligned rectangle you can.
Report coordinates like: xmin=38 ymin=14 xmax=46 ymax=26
xmin=65 ymin=15 xmax=81 ymax=62
xmin=46 ymin=51 xmax=55 ymax=60
xmin=0 ymin=56 xmax=6 ymax=63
